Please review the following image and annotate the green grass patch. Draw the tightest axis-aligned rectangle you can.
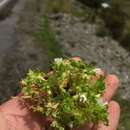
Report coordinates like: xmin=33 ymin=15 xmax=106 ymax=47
xmin=43 ymin=0 xmax=73 ymax=14
xmin=114 ymin=95 xmax=130 ymax=130
xmin=43 ymin=0 xmax=95 ymax=21
xmin=34 ymin=15 xmax=63 ymax=58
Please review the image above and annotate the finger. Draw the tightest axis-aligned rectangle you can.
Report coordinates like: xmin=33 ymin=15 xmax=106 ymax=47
xmin=102 ymin=75 xmax=119 ymax=102
xmin=72 ymin=57 xmax=81 ymax=61
xmin=97 ymin=101 xmax=120 ymax=130
xmin=94 ymin=68 xmax=105 ymax=77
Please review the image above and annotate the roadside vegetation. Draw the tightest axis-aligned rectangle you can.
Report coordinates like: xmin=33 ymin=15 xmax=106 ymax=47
xmin=114 ymin=94 xmax=130 ymax=130
xmin=34 ymin=15 xmax=63 ymax=58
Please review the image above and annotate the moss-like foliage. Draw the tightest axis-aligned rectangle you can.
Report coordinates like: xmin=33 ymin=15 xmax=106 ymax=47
xmin=21 ymin=58 xmax=108 ymax=130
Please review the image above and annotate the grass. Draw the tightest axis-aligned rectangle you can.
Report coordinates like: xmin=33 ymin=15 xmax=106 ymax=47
xmin=114 ymin=95 xmax=130 ymax=130
xmin=43 ymin=0 xmax=96 ymax=21
xmin=43 ymin=0 xmax=73 ymax=14
xmin=34 ymin=15 xmax=63 ymax=58
xmin=34 ymin=0 xmax=96 ymax=59
xmin=119 ymin=100 xmax=130 ymax=130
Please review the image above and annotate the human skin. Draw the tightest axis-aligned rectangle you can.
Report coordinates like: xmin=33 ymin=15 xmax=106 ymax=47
xmin=0 ymin=58 xmax=120 ymax=130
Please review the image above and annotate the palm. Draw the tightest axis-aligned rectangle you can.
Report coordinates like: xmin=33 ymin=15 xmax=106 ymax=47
xmin=0 ymin=98 xmax=45 ymax=130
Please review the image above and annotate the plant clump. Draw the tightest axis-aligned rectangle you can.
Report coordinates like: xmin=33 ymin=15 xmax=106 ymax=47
xmin=21 ymin=58 xmax=108 ymax=130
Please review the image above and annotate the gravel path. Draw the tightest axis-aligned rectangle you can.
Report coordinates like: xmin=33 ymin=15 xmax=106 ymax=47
xmin=0 ymin=0 xmax=50 ymax=103
xmin=0 ymin=0 xmax=26 ymax=102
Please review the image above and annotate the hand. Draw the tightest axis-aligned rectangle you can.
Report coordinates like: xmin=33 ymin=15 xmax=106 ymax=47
xmin=72 ymin=57 xmax=120 ymax=130
xmin=97 ymin=75 xmax=120 ymax=130
xmin=0 ymin=58 xmax=120 ymax=130
xmin=79 ymin=74 xmax=120 ymax=130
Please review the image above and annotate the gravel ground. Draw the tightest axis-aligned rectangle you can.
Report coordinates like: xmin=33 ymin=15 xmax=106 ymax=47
xmin=49 ymin=13 xmax=130 ymax=100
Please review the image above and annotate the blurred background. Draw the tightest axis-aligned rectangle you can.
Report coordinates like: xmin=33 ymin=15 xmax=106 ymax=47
xmin=0 ymin=0 xmax=130 ymax=129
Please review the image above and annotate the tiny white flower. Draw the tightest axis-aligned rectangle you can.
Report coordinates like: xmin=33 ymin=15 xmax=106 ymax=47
xmin=97 ymin=98 xmax=103 ymax=105
xmin=54 ymin=58 xmax=63 ymax=64
xmin=68 ymin=122 xmax=73 ymax=129
xmin=79 ymin=94 xmax=87 ymax=103
xmin=103 ymin=101 xmax=108 ymax=106
xmin=94 ymin=68 xmax=104 ymax=78
xmin=96 ymin=94 xmax=101 ymax=98
xmin=38 ymin=75 xmax=45 ymax=81
xmin=101 ymin=3 xmax=110 ymax=8
xmin=94 ymin=68 xmax=102 ymax=74
xmin=47 ymin=90 xmax=52 ymax=95
xmin=21 ymin=80 xmax=26 ymax=85
xmin=97 ymin=98 xmax=108 ymax=106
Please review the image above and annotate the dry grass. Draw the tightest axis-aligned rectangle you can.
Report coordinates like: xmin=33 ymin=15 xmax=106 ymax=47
xmin=43 ymin=0 xmax=73 ymax=14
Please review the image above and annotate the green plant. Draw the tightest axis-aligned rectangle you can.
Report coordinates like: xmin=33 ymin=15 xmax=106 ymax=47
xmin=35 ymin=16 xmax=63 ymax=58
xmin=114 ymin=94 xmax=130 ymax=130
xmin=43 ymin=0 xmax=95 ymax=20
xmin=21 ymin=58 xmax=108 ymax=130
xmin=77 ymin=0 xmax=108 ymax=8
xmin=77 ymin=0 xmax=110 ymax=22
xmin=44 ymin=0 xmax=73 ymax=14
